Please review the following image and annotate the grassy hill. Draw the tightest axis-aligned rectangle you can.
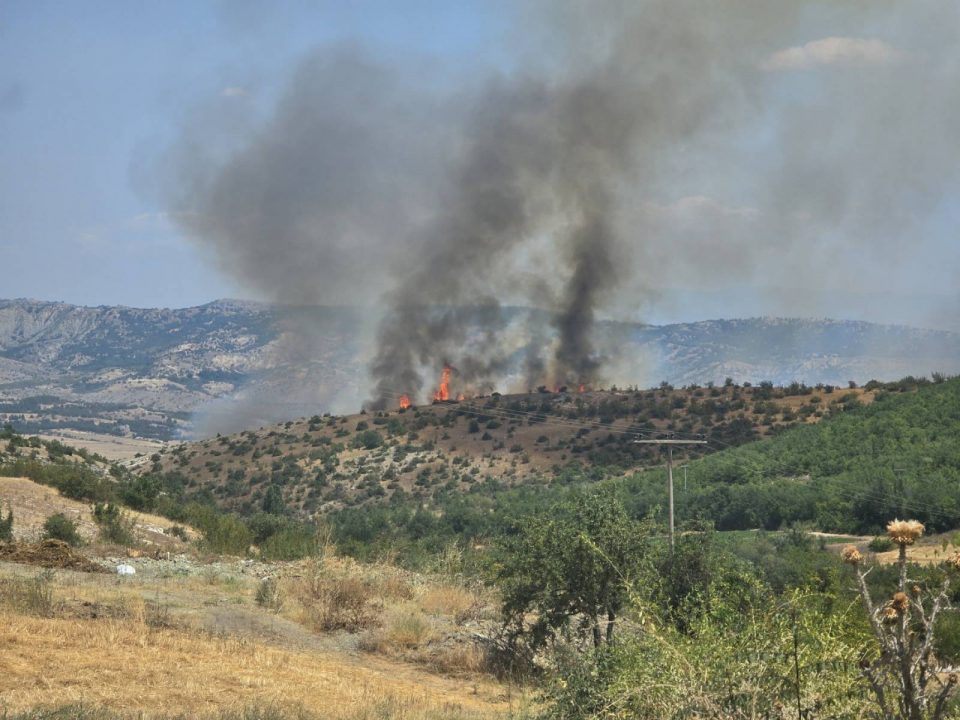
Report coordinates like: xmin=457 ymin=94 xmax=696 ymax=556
xmin=143 ymin=381 xmax=877 ymax=517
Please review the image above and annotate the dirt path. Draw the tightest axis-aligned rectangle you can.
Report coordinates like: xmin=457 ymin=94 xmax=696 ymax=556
xmin=0 ymin=558 xmax=519 ymax=716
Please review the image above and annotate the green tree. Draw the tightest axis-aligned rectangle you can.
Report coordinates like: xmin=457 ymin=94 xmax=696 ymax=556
xmin=498 ymin=488 xmax=654 ymax=648
xmin=43 ymin=512 xmax=82 ymax=546
xmin=91 ymin=502 xmax=135 ymax=546
xmin=0 ymin=503 xmax=12 ymax=541
xmin=352 ymin=429 xmax=383 ymax=450
xmin=262 ymin=485 xmax=286 ymax=515
xmin=186 ymin=504 xmax=252 ymax=556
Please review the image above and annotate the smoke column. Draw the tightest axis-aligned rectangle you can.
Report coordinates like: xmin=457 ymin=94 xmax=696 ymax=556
xmin=162 ymin=0 xmax=960 ymax=414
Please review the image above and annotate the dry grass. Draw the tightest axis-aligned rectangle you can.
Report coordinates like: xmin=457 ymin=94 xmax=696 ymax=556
xmin=295 ymin=569 xmax=383 ymax=633
xmin=420 ymin=585 xmax=482 ymax=622
xmin=364 ymin=610 xmax=436 ymax=652
xmin=426 ymin=643 xmax=489 ymax=676
xmin=0 ymin=608 xmax=514 ymax=719
xmin=380 ymin=573 xmax=416 ymax=601
xmin=0 ymin=569 xmax=56 ymax=616
xmin=0 ymin=476 xmax=193 ymax=547
xmin=35 ymin=430 xmax=168 ymax=463
xmin=872 ymin=543 xmax=953 ymax=566
xmin=0 ymin=539 xmax=525 ymax=719
xmin=275 ymin=557 xmax=501 ymax=678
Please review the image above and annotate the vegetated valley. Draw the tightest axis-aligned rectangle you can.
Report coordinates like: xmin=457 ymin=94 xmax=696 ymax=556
xmin=1 ymin=375 xmax=960 ymax=718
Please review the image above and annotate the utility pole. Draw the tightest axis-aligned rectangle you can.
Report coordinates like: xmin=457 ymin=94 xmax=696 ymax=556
xmin=634 ymin=437 xmax=708 ymax=551
xmin=893 ymin=466 xmax=908 ymax=515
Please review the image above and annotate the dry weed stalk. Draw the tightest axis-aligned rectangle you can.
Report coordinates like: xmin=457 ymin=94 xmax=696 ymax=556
xmin=851 ymin=518 xmax=958 ymax=719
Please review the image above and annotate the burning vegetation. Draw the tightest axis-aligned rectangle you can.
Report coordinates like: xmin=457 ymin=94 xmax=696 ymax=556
xmin=432 ymin=366 xmax=452 ymax=403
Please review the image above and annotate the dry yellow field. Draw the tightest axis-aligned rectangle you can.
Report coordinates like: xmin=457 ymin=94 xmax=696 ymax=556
xmin=36 ymin=430 xmax=168 ymax=462
xmin=0 ymin=609 xmax=515 ymax=718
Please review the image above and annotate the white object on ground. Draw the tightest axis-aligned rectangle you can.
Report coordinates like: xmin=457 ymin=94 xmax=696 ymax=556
xmin=116 ymin=564 xmax=136 ymax=576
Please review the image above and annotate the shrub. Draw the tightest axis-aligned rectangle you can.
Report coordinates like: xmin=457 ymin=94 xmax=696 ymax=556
xmin=260 ymin=526 xmax=319 ymax=561
xmin=255 ymin=577 xmax=283 ymax=612
xmin=92 ymin=503 xmax=135 ymax=546
xmin=420 ymin=585 xmax=481 ymax=623
xmin=352 ymin=430 xmax=384 ymax=450
xmin=868 ymin=536 xmax=895 ymax=552
xmin=382 ymin=611 xmax=434 ymax=649
xmin=187 ymin=505 xmax=252 ymax=555
xmin=42 ymin=513 xmax=82 ymax=546
xmin=0 ymin=503 xmax=12 ymax=541
xmin=166 ymin=525 xmax=188 ymax=540
xmin=299 ymin=571 xmax=381 ymax=632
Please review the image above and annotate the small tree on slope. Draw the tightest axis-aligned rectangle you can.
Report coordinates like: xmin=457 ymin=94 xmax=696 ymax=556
xmin=0 ymin=504 xmax=13 ymax=541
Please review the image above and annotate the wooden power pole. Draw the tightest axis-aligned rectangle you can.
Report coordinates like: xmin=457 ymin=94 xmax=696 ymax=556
xmin=633 ymin=437 xmax=708 ymax=551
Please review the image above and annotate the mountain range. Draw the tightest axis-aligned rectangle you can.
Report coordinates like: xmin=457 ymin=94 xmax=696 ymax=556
xmin=1 ymin=298 xmax=958 ymax=440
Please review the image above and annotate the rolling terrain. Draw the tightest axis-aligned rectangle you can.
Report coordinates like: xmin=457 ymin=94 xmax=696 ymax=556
xmin=144 ymin=381 xmax=877 ymax=518
xmin=3 ymin=298 xmax=959 ymax=441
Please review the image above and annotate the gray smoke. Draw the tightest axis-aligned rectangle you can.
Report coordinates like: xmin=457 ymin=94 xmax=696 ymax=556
xmin=162 ymin=0 xmax=960 ymax=416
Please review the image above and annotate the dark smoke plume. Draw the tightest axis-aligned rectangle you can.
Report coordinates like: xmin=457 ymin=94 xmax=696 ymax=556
xmin=162 ymin=0 xmax=960 ymax=420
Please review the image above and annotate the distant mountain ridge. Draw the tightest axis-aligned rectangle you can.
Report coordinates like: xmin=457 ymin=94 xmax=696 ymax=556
xmin=635 ymin=316 xmax=960 ymax=388
xmin=1 ymin=298 xmax=958 ymax=439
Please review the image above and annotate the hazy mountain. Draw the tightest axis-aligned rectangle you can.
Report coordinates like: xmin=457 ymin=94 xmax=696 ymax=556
xmin=1 ymin=299 xmax=957 ymax=439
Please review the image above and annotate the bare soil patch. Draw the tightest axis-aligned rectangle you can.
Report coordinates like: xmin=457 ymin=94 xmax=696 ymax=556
xmin=0 ymin=539 xmax=106 ymax=573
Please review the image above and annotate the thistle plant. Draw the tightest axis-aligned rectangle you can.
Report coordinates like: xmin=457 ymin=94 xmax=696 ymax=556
xmin=843 ymin=519 xmax=959 ymax=719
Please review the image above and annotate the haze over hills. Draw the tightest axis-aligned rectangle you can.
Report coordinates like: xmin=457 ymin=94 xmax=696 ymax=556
xmin=2 ymin=297 xmax=959 ymax=440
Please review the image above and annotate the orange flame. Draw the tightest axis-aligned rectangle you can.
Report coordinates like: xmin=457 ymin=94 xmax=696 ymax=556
xmin=457 ymin=393 xmax=465 ymax=401
xmin=578 ymin=383 xmax=586 ymax=393
xmin=433 ymin=366 xmax=452 ymax=402
xmin=398 ymin=394 xmax=411 ymax=409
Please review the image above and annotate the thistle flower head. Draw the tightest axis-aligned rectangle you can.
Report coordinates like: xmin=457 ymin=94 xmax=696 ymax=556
xmin=946 ymin=553 xmax=960 ymax=571
xmin=886 ymin=519 xmax=924 ymax=545
xmin=841 ymin=544 xmax=862 ymax=565
xmin=882 ymin=606 xmax=899 ymax=623
xmin=891 ymin=592 xmax=910 ymax=612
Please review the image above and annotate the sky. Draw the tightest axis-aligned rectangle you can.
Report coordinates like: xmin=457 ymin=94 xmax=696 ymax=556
xmin=0 ymin=1 xmax=505 ymax=308
xmin=1 ymin=0 xmax=958 ymax=331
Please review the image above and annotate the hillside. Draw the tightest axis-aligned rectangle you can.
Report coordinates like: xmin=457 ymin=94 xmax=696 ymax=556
xmin=144 ymin=381 xmax=877 ymax=517
xmin=662 ymin=374 xmax=960 ymax=534
xmin=3 ymin=298 xmax=959 ymax=440
xmin=0 ymin=429 xmax=519 ymax=719
xmin=0 ymin=476 xmax=190 ymax=548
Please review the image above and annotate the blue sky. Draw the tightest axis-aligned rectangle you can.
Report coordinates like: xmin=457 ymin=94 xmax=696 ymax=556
xmin=0 ymin=1 xmax=504 ymax=308
xmin=1 ymin=1 xmax=958 ymax=330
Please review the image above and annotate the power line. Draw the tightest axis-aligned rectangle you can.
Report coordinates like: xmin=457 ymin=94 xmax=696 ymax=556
xmin=381 ymin=387 xmax=953 ymax=522
xmin=256 ymin=386 xmax=951 ymax=528
xmin=634 ymin=438 xmax=708 ymax=552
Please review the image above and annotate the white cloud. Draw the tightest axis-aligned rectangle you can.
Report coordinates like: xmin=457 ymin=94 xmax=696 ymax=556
xmin=221 ymin=86 xmax=248 ymax=98
xmin=763 ymin=37 xmax=905 ymax=71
